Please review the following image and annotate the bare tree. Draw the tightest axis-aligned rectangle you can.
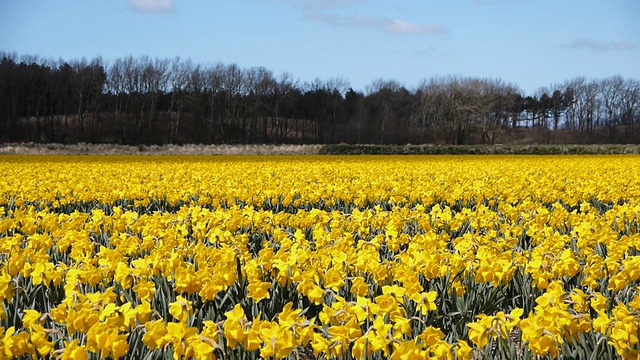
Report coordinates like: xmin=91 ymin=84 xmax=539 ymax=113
xmin=417 ymin=77 xmax=445 ymax=143
xmin=106 ymin=58 xmax=128 ymax=143
xmin=70 ymin=57 xmax=106 ymax=142
xmin=366 ymin=78 xmax=402 ymax=144
xmin=583 ymin=80 xmax=602 ymax=133
xmin=203 ymin=63 xmax=224 ymax=143
xmin=166 ymin=57 xmax=192 ymax=144
xmin=272 ymin=72 xmax=298 ymax=143
xmin=548 ymin=85 xmax=566 ymax=132
xmin=324 ymin=76 xmax=349 ymax=143
xmin=183 ymin=63 xmax=206 ymax=142
xmin=140 ymin=56 xmax=169 ymax=143
xmin=220 ymin=63 xmax=247 ymax=142
xmin=443 ymin=76 xmax=481 ymax=145
xmin=621 ymin=79 xmax=640 ymax=141
xmin=478 ymin=79 xmax=521 ymax=144
xmin=4 ymin=51 xmax=640 ymax=145
xmin=121 ymin=56 xmax=144 ymax=143
xmin=344 ymin=87 xmax=365 ymax=143
xmin=563 ymin=77 xmax=585 ymax=132
xmin=600 ymin=76 xmax=625 ymax=142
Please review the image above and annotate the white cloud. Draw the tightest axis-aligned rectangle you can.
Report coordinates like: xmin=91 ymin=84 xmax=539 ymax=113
xmin=564 ymin=38 xmax=637 ymax=53
xmin=129 ymin=0 xmax=173 ymax=13
xmin=282 ymin=0 xmax=448 ymax=36
xmin=385 ymin=19 xmax=448 ymax=35
xmin=305 ymin=13 xmax=449 ymax=35
xmin=285 ymin=0 xmax=365 ymax=11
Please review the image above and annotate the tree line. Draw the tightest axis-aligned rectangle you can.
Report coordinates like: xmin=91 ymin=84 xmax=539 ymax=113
xmin=1 ymin=52 xmax=639 ymax=145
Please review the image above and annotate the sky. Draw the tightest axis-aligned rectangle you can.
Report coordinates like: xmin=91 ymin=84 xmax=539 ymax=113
xmin=0 ymin=0 xmax=638 ymax=94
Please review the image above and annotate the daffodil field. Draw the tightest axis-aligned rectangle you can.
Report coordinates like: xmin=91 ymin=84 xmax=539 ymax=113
xmin=1 ymin=155 xmax=640 ymax=360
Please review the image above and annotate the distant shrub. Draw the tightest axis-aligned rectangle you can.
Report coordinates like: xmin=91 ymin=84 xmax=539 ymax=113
xmin=318 ymin=144 xmax=640 ymax=155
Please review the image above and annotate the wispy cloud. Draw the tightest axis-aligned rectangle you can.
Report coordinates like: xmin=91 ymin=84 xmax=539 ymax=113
xmin=385 ymin=19 xmax=448 ymax=35
xmin=414 ymin=45 xmax=437 ymax=57
xmin=304 ymin=12 xmax=449 ymax=35
xmin=563 ymin=38 xmax=637 ymax=53
xmin=129 ymin=0 xmax=173 ymax=13
xmin=287 ymin=0 xmax=365 ymax=11
xmin=282 ymin=0 xmax=448 ymax=36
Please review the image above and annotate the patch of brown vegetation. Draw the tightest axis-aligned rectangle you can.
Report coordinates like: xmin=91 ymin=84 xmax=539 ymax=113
xmin=0 ymin=143 xmax=323 ymax=155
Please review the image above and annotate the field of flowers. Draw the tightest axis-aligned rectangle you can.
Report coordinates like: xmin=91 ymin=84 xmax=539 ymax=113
xmin=1 ymin=155 xmax=639 ymax=359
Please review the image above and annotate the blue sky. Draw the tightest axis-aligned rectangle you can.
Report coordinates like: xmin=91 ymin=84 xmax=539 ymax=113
xmin=0 ymin=0 xmax=638 ymax=94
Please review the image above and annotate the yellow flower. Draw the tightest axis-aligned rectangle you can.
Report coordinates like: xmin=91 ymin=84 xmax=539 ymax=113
xmin=30 ymin=262 xmax=55 ymax=286
xmin=467 ymin=315 xmax=491 ymax=348
xmin=409 ymin=291 xmax=437 ymax=315
xmin=132 ymin=280 xmax=156 ymax=302
xmin=142 ymin=320 xmax=169 ymax=350
xmin=60 ymin=339 xmax=88 ymax=360
xmin=108 ymin=331 xmax=129 ymax=359
xmin=353 ymin=296 xmax=380 ymax=322
xmin=174 ymin=265 xmax=201 ymax=294
xmin=244 ymin=315 xmax=267 ymax=351
xmin=629 ymin=288 xmax=640 ymax=310
xmin=606 ymin=304 xmax=640 ymax=357
xmin=417 ymin=326 xmax=445 ymax=347
xmin=277 ymin=302 xmax=303 ymax=329
xmin=590 ymin=292 xmax=609 ymax=315
xmin=455 ymin=340 xmax=473 ymax=360
xmin=375 ymin=294 xmax=399 ymax=315
xmin=351 ymin=333 xmax=371 ymax=359
xmin=391 ymin=313 xmax=412 ymax=337
xmin=223 ymin=304 xmax=247 ymax=349
xmin=2 ymin=327 xmax=33 ymax=357
xmin=165 ymin=322 xmax=198 ymax=359
xmin=191 ymin=339 xmax=217 ymax=360
xmin=259 ymin=321 xmax=294 ymax=359
xmin=29 ymin=323 xmax=55 ymax=357
xmin=297 ymin=279 xmax=325 ymax=304
xmin=388 ymin=339 xmax=424 ymax=360
xmin=369 ymin=315 xmax=394 ymax=354
xmin=519 ymin=314 xmax=561 ymax=358
xmin=22 ymin=309 xmax=41 ymax=330
xmin=247 ymin=280 xmax=271 ymax=302
xmin=311 ymin=332 xmax=331 ymax=357
xmin=135 ymin=300 xmax=152 ymax=324
xmin=569 ymin=288 xmax=589 ymax=313
xmin=322 ymin=266 xmax=346 ymax=292
xmin=114 ymin=262 xmax=134 ymax=289
xmin=3 ymin=154 xmax=640 ymax=360
xmin=169 ymin=295 xmax=192 ymax=323
xmin=382 ymin=284 xmax=407 ymax=300
xmin=350 ymin=276 xmax=369 ymax=297
xmin=0 ymin=326 xmax=33 ymax=358
xmin=0 ymin=271 xmax=14 ymax=303
xmin=327 ymin=317 xmax=362 ymax=357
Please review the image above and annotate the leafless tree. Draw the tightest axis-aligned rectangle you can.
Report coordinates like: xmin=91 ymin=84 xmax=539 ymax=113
xmin=563 ymin=77 xmax=586 ymax=132
xmin=220 ymin=63 xmax=247 ymax=142
xmin=3 ymin=51 xmax=640 ymax=145
xmin=620 ymin=79 xmax=640 ymax=140
xmin=600 ymin=76 xmax=625 ymax=142
xmin=166 ymin=57 xmax=192 ymax=143
xmin=107 ymin=58 xmax=128 ymax=142
xmin=202 ymin=63 xmax=224 ymax=143
xmin=417 ymin=77 xmax=445 ymax=143
xmin=366 ymin=78 xmax=402 ymax=144
xmin=139 ymin=56 xmax=169 ymax=143
xmin=478 ymin=79 xmax=520 ymax=144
